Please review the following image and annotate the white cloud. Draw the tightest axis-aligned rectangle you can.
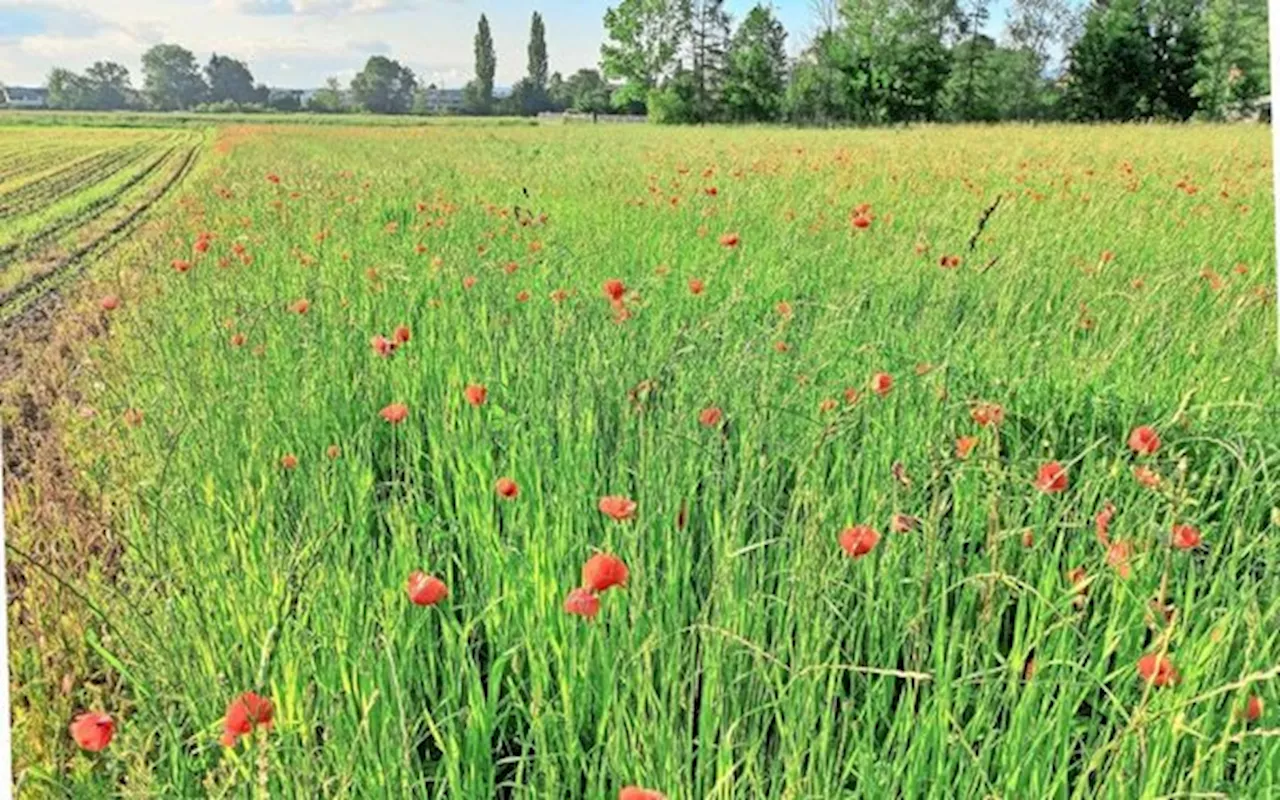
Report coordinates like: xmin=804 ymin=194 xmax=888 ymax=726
xmin=217 ymin=0 xmax=419 ymax=15
xmin=0 ymin=0 xmax=614 ymax=89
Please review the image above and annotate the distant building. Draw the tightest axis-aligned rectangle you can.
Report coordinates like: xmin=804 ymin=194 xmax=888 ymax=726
xmin=1 ymin=86 xmax=48 ymax=108
xmin=423 ymin=87 xmax=465 ymax=113
xmin=538 ymin=111 xmax=647 ymax=124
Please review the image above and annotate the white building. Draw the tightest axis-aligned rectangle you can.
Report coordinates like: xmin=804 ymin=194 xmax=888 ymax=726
xmin=1 ymin=86 xmax=48 ymax=108
xmin=423 ymin=88 xmax=465 ymax=113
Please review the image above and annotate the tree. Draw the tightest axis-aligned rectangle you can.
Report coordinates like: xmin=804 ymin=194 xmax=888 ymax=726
xmin=786 ymin=30 xmax=850 ymax=124
xmin=141 ymin=44 xmax=207 ymax=110
xmin=943 ymin=34 xmax=1003 ymax=120
xmin=1146 ymin=0 xmax=1202 ymax=120
xmin=46 ymin=68 xmax=90 ymax=109
xmin=547 ymin=71 xmax=570 ymax=110
xmin=689 ymin=0 xmax=731 ymax=122
xmin=564 ymin=68 xmax=613 ymax=113
xmin=528 ymin=12 xmax=549 ymax=90
xmin=351 ymin=56 xmax=417 ymax=114
xmin=1193 ymin=0 xmax=1268 ymax=118
xmin=600 ymin=0 xmax=691 ymax=109
xmin=308 ymin=77 xmax=345 ymax=112
xmin=723 ymin=4 xmax=788 ymax=121
xmin=951 ymin=0 xmax=992 ymax=120
xmin=84 ymin=61 xmax=132 ymax=110
xmin=834 ymin=0 xmax=953 ymax=124
xmin=1005 ymin=0 xmax=1073 ymax=118
xmin=1063 ymin=0 xmax=1156 ymax=120
xmin=466 ymin=14 xmax=497 ymax=113
xmin=206 ymin=54 xmax=260 ymax=106
xmin=648 ymin=61 xmax=700 ymax=122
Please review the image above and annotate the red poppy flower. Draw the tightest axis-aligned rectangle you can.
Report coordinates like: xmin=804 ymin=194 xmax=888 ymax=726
xmin=955 ymin=436 xmax=978 ymax=460
xmin=194 ymin=238 xmax=210 ymax=254
xmin=699 ymin=407 xmax=723 ymax=428
xmin=939 ymin=255 xmax=961 ymax=269
xmin=582 ymin=552 xmax=628 ymax=593
xmin=123 ymin=408 xmax=144 ymax=427
xmin=230 ymin=333 xmax=246 ymax=348
xmin=1095 ymin=502 xmax=1115 ymax=546
xmin=819 ymin=398 xmax=838 ymax=413
xmin=704 ymin=186 xmax=718 ymax=196
xmin=407 ymin=571 xmax=448 ymax=606
xmin=380 ymin=403 xmax=408 ymax=424
xmin=221 ymin=691 xmax=274 ymax=747
xmin=1136 ymin=653 xmax=1179 ymax=687
xmin=371 ymin=335 xmax=395 ymax=358
xmin=172 ymin=259 xmax=192 ymax=273
xmin=1034 ymin=462 xmax=1068 ymax=493
xmin=970 ymin=402 xmax=1004 ymax=427
xmin=69 ymin=711 xmax=114 ymax=752
xmin=1021 ymin=529 xmax=1035 ymax=548
xmin=688 ymin=278 xmax=705 ymax=295
xmin=465 ymin=384 xmax=487 ymax=407
xmin=1128 ymin=425 xmax=1160 ymax=456
xmin=516 ymin=290 xmax=530 ymax=302
xmin=563 ymin=587 xmax=600 ymax=619
xmin=326 ymin=445 xmax=341 ymax=460
xmin=495 ymin=476 xmax=519 ymax=499
xmin=871 ymin=373 xmax=893 ymax=397
xmin=839 ymin=524 xmax=880 ymax=558
xmin=291 ymin=298 xmax=310 ymax=314
xmin=1134 ymin=465 xmax=1161 ymax=488
xmin=851 ymin=214 xmax=871 ymax=230
xmin=393 ymin=325 xmax=411 ymax=344
xmin=598 ymin=495 xmax=637 ymax=522
xmin=100 ymin=295 xmax=120 ymax=311
xmin=1107 ymin=541 xmax=1132 ymax=579
xmin=1171 ymin=524 xmax=1201 ymax=550
xmin=462 ymin=275 xmax=477 ymax=290
xmin=266 ymin=173 xmax=281 ymax=184
xmin=775 ymin=300 xmax=793 ymax=320
xmin=1244 ymin=695 xmax=1264 ymax=722
xmin=280 ymin=453 xmax=298 ymax=470
xmin=843 ymin=387 xmax=861 ymax=405
xmin=619 ymin=788 xmax=667 ymax=800
xmin=603 ymin=279 xmax=626 ymax=302
xmin=719 ymin=232 xmax=740 ymax=248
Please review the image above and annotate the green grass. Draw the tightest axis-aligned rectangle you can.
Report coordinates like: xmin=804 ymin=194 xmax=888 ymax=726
xmin=8 ymin=122 xmax=1280 ymax=798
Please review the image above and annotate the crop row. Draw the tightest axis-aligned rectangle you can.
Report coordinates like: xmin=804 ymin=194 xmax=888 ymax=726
xmin=0 ymin=142 xmax=160 ymax=221
xmin=0 ymin=136 xmax=201 ymax=323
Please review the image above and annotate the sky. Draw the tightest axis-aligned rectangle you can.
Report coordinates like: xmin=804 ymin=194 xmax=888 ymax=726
xmin=0 ymin=0 xmax=1019 ymax=90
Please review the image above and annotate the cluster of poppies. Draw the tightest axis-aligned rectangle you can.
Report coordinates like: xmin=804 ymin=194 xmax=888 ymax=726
xmin=70 ymin=691 xmax=274 ymax=754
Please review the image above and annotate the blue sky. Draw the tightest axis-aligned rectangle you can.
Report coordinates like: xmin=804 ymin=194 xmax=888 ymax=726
xmin=0 ymin=0 xmax=1022 ymax=90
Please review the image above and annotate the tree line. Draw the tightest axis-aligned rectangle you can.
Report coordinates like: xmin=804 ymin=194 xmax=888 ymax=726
xmin=34 ymin=0 xmax=1269 ymax=123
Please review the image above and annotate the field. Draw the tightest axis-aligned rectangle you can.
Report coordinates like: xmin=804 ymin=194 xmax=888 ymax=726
xmin=0 ymin=125 xmax=202 ymax=324
xmin=3 ymin=121 xmax=1279 ymax=798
